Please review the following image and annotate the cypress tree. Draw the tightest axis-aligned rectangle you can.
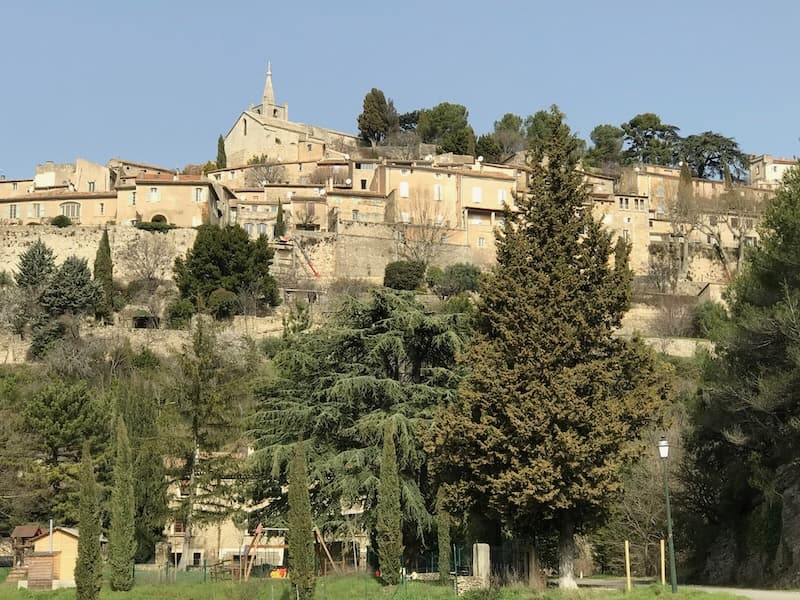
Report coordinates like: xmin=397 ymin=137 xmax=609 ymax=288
xmin=431 ymin=106 xmax=666 ymax=588
xmin=216 ymin=135 xmax=227 ymax=169
xmin=93 ymin=229 xmax=114 ymax=322
xmin=75 ymin=443 xmax=101 ymax=600
xmin=376 ymin=421 xmax=403 ymax=585
xmin=287 ymin=440 xmax=315 ymax=600
xmin=109 ymin=416 xmax=136 ymax=591
xmin=275 ymin=202 xmax=287 ymax=237
xmin=436 ymin=488 xmax=451 ymax=585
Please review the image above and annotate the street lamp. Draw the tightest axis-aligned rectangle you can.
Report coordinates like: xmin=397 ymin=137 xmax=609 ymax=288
xmin=658 ymin=436 xmax=678 ymax=593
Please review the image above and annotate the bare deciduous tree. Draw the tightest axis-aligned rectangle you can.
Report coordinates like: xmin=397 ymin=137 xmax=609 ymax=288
xmin=119 ymin=232 xmax=175 ymax=282
xmin=392 ymin=192 xmax=456 ymax=265
xmin=245 ymin=155 xmax=287 ymax=187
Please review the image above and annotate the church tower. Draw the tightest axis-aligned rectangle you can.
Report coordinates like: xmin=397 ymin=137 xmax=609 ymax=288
xmin=259 ymin=62 xmax=288 ymax=121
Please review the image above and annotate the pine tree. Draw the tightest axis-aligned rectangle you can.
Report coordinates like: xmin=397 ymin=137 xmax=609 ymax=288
xmin=436 ymin=488 xmax=451 ymax=585
xmin=376 ymin=421 xmax=403 ymax=585
xmin=93 ymin=229 xmax=114 ymax=322
xmin=109 ymin=416 xmax=136 ymax=591
xmin=216 ymin=135 xmax=227 ymax=169
xmin=75 ymin=443 xmax=102 ymax=600
xmin=15 ymin=239 xmax=56 ymax=289
xmin=357 ymin=88 xmax=392 ymax=146
xmin=287 ymin=440 xmax=315 ymax=600
xmin=274 ymin=202 xmax=287 ymax=237
xmin=431 ymin=106 xmax=666 ymax=588
xmin=40 ymin=256 xmax=99 ymax=316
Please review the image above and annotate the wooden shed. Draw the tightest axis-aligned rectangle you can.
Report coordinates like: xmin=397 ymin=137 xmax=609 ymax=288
xmin=28 ymin=527 xmax=90 ymax=589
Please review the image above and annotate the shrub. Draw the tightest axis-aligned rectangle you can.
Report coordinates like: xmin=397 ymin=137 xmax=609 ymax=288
xmin=384 ymin=260 xmax=426 ymax=291
xmin=431 ymin=263 xmax=481 ymax=299
xmin=29 ymin=319 xmax=67 ymax=359
xmin=50 ymin=215 xmax=72 ymax=228
xmin=692 ymin=301 xmax=729 ymax=339
xmin=207 ymin=288 xmax=238 ymax=320
xmin=135 ymin=221 xmax=176 ymax=233
xmin=426 ymin=265 xmax=444 ymax=290
xmin=166 ymin=298 xmax=195 ymax=329
xmin=131 ymin=348 xmax=160 ymax=370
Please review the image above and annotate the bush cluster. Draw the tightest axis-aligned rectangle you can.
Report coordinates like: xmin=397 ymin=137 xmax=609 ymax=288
xmin=384 ymin=260 xmax=426 ymax=290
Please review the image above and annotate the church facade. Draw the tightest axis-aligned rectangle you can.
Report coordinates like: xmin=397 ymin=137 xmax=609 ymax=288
xmin=223 ymin=63 xmax=359 ymax=168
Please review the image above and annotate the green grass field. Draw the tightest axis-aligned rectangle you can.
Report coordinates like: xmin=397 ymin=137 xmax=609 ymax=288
xmin=0 ymin=576 xmax=746 ymax=600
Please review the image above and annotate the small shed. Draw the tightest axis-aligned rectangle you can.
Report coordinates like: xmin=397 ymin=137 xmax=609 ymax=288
xmin=29 ymin=527 xmax=106 ymax=589
xmin=10 ymin=523 xmax=42 ymax=566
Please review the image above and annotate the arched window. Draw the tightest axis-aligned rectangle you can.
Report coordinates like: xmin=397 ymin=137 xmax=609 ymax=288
xmin=244 ymin=223 xmax=254 ymax=236
xmin=60 ymin=202 xmax=80 ymax=218
xmin=151 ymin=214 xmax=167 ymax=223
xmin=257 ymin=223 xmax=267 ymax=236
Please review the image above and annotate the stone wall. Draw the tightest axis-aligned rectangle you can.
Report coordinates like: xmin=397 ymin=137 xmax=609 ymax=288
xmin=0 ymin=225 xmax=196 ymax=284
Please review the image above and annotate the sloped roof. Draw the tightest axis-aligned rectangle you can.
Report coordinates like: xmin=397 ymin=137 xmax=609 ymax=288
xmin=11 ymin=524 xmax=41 ymax=539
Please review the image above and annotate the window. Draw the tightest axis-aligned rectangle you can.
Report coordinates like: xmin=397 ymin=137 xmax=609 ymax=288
xmin=99 ymin=203 xmax=104 ymax=216
xmin=88 ymin=181 xmax=95 ymax=192
xmin=193 ymin=553 xmax=202 ymax=567
xmin=258 ymin=223 xmax=267 ymax=236
xmin=243 ymin=118 xmax=247 ymax=135
xmin=730 ymin=217 xmax=740 ymax=228
xmin=622 ymin=229 xmax=630 ymax=241
xmin=173 ymin=521 xmax=185 ymax=534
xmin=148 ymin=187 xmax=159 ymax=202
xmin=194 ymin=187 xmax=204 ymax=202
xmin=129 ymin=191 xmax=136 ymax=206
xmin=32 ymin=203 xmax=42 ymax=217
xmin=9 ymin=204 xmax=18 ymax=218
xmin=433 ymin=184 xmax=442 ymax=201
xmin=60 ymin=202 xmax=80 ymax=218
xmin=478 ymin=237 xmax=486 ymax=248
xmin=401 ymin=211 xmax=410 ymax=223
xmin=498 ymin=189 xmax=506 ymax=205
xmin=471 ymin=187 xmax=482 ymax=203
xmin=360 ymin=179 xmax=367 ymax=190
xmin=244 ymin=223 xmax=254 ymax=236
xmin=399 ymin=182 xmax=409 ymax=198
xmin=275 ymin=138 xmax=281 ymax=144
xmin=11 ymin=182 xmax=17 ymax=191
xmin=618 ymin=197 xmax=629 ymax=210
xmin=352 ymin=209 xmax=359 ymax=221
xmin=307 ymin=144 xmax=312 ymax=151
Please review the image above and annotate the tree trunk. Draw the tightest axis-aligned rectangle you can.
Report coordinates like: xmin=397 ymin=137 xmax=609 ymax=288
xmin=527 ymin=544 xmax=545 ymax=590
xmin=558 ymin=516 xmax=578 ymax=589
xmin=178 ymin=445 xmax=199 ymax=571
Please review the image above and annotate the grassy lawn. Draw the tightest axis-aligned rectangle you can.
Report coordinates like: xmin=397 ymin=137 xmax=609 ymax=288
xmin=0 ymin=576 xmax=747 ymax=600
xmin=0 ymin=569 xmax=8 ymax=584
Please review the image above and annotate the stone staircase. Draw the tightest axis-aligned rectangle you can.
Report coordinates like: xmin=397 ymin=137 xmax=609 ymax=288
xmin=4 ymin=565 xmax=27 ymax=584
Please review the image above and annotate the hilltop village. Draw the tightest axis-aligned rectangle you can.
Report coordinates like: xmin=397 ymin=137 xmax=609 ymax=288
xmin=0 ymin=65 xmax=794 ymax=292
xmin=3 ymin=64 xmax=800 ymax=595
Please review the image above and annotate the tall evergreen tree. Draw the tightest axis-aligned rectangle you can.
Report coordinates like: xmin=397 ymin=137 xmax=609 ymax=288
xmin=75 ymin=443 xmax=102 ymax=600
xmin=287 ymin=440 xmax=315 ymax=600
xmin=170 ymin=320 xmax=250 ymax=570
xmin=109 ymin=416 xmax=135 ymax=591
xmin=252 ymin=290 xmax=469 ymax=542
xmin=376 ymin=421 xmax=403 ymax=585
xmin=357 ymin=88 xmax=395 ymax=146
xmin=431 ymin=106 xmax=667 ymax=588
xmin=436 ymin=488 xmax=451 ymax=585
xmin=216 ymin=134 xmax=227 ymax=169
xmin=684 ymin=166 xmax=800 ymax=582
xmin=93 ymin=229 xmax=114 ymax=322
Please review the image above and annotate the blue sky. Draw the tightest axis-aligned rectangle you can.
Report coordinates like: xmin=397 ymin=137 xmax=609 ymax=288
xmin=1 ymin=0 xmax=797 ymax=179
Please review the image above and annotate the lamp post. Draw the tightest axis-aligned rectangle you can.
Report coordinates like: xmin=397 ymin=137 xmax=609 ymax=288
xmin=658 ymin=436 xmax=678 ymax=593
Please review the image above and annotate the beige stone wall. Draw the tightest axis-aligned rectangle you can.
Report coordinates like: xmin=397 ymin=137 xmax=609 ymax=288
xmin=0 ymin=225 xmax=196 ymax=284
xmin=0 ymin=179 xmax=33 ymax=198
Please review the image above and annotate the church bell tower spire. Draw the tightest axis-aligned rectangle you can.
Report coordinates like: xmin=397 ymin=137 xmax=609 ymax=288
xmin=262 ymin=61 xmax=275 ymax=108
